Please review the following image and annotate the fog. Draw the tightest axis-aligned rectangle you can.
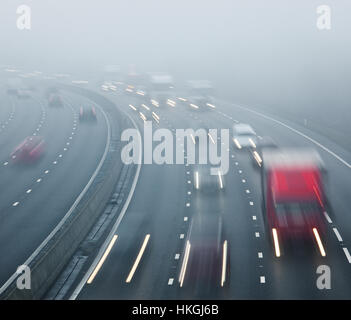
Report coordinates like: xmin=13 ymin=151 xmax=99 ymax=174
xmin=1 ymin=0 xmax=351 ymax=143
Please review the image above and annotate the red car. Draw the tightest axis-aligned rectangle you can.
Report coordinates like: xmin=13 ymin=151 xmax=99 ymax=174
xmin=11 ymin=136 xmax=45 ymax=163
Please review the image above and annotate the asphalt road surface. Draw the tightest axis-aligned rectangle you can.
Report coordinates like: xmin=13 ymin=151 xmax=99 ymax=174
xmin=71 ymin=84 xmax=351 ymax=300
xmin=0 ymin=87 xmax=108 ymax=287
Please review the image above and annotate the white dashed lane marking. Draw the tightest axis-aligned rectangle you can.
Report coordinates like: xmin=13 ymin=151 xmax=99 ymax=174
xmin=10 ymin=104 xmax=79 ymax=209
xmin=333 ymin=228 xmax=343 ymax=242
xmin=343 ymin=248 xmax=351 ymax=263
xmin=324 ymin=211 xmax=332 ymax=224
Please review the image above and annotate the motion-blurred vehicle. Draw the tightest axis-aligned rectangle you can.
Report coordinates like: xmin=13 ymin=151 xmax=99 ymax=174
xmin=135 ymin=85 xmax=149 ymax=102
xmin=48 ymin=94 xmax=63 ymax=107
xmin=186 ymin=80 xmax=215 ymax=111
xmin=261 ymin=148 xmax=328 ymax=257
xmin=232 ymin=123 xmax=257 ymax=149
xmin=101 ymin=83 xmax=110 ymax=92
xmin=148 ymin=73 xmax=175 ymax=107
xmin=251 ymin=136 xmax=278 ymax=167
xmin=11 ymin=136 xmax=45 ymax=164
xmin=179 ymin=214 xmax=229 ymax=294
xmin=193 ymin=166 xmax=225 ymax=193
xmin=79 ymin=106 xmax=97 ymax=122
xmin=125 ymin=84 xmax=135 ymax=94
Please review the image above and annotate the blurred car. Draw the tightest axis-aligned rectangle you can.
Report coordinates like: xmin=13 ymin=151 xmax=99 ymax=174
xmin=179 ymin=214 xmax=229 ymax=293
xmin=186 ymin=80 xmax=215 ymax=111
xmin=193 ymin=166 xmax=225 ymax=193
xmin=125 ymin=84 xmax=135 ymax=94
xmin=233 ymin=123 xmax=257 ymax=149
xmin=135 ymin=85 xmax=149 ymax=101
xmin=48 ymin=94 xmax=63 ymax=107
xmin=11 ymin=136 xmax=45 ymax=163
xmin=188 ymin=96 xmax=208 ymax=111
xmin=101 ymin=84 xmax=109 ymax=92
xmin=79 ymin=106 xmax=97 ymax=122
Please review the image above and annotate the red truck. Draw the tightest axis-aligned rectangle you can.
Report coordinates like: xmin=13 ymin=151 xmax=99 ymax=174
xmin=261 ymin=148 xmax=328 ymax=257
xmin=11 ymin=136 xmax=45 ymax=164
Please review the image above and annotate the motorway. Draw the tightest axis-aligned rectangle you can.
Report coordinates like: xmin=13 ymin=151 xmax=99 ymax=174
xmin=1 ymin=77 xmax=351 ymax=300
xmin=71 ymin=83 xmax=351 ymax=300
xmin=0 ymin=84 xmax=109 ymax=288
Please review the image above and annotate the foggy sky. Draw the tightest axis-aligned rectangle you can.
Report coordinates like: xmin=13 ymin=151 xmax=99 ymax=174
xmin=1 ymin=0 xmax=351 ymax=119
